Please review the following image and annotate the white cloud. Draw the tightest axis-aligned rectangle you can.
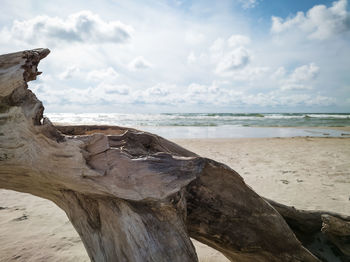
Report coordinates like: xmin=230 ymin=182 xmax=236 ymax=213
xmin=138 ymin=84 xmax=184 ymax=105
xmin=271 ymin=0 xmax=350 ymax=40
xmin=187 ymin=52 xmax=196 ymax=64
xmin=128 ymin=56 xmax=152 ymax=71
xmin=188 ymin=83 xmax=218 ymax=95
xmin=281 ymin=84 xmax=313 ymax=91
xmin=97 ymin=83 xmax=130 ymax=96
xmin=240 ymin=92 xmax=335 ymax=107
xmin=184 ymin=83 xmax=229 ymax=105
xmin=227 ymin=34 xmax=251 ymax=47
xmin=30 ymin=75 xmax=336 ymax=110
xmin=238 ymin=0 xmax=259 ymax=9
xmin=209 ymin=35 xmax=252 ymax=76
xmin=215 ymin=47 xmax=250 ymax=74
xmin=307 ymin=94 xmax=336 ymax=106
xmin=279 ymin=94 xmax=336 ymax=106
xmin=231 ymin=66 xmax=270 ymax=81
xmin=271 ymin=67 xmax=287 ymax=80
xmin=87 ymin=67 xmax=119 ymax=82
xmin=31 ymin=81 xmax=131 ymax=106
xmin=0 ymin=10 xmax=133 ymax=46
xmin=59 ymin=66 xmax=80 ymax=80
xmin=185 ymin=31 xmax=205 ymax=45
xmin=271 ymin=12 xmax=305 ymax=34
xmin=210 ymin=38 xmax=225 ymax=53
xmin=145 ymin=84 xmax=171 ymax=97
xmin=279 ymin=63 xmax=320 ymax=91
xmin=290 ymin=63 xmax=319 ymax=82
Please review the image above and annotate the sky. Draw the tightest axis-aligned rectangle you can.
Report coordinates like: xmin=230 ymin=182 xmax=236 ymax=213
xmin=1 ymin=0 xmax=350 ymax=113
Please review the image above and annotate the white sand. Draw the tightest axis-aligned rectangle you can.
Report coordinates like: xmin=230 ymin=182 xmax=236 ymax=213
xmin=1 ymin=137 xmax=349 ymax=262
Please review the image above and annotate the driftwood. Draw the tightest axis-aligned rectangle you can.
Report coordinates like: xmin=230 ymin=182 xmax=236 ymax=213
xmin=267 ymin=199 xmax=350 ymax=261
xmin=0 ymin=49 xmax=349 ymax=262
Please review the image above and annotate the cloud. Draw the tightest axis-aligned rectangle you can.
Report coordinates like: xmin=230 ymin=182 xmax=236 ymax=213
xmin=240 ymin=92 xmax=335 ymax=107
xmin=138 ymin=84 xmax=184 ymax=105
xmin=290 ymin=63 xmax=319 ymax=82
xmin=87 ymin=67 xmax=119 ymax=82
xmin=215 ymin=47 xmax=250 ymax=74
xmin=279 ymin=63 xmax=320 ymax=91
xmin=210 ymin=38 xmax=225 ymax=53
xmin=187 ymin=52 xmax=196 ymax=64
xmin=97 ymin=83 xmax=130 ymax=95
xmin=128 ymin=56 xmax=152 ymax=71
xmin=59 ymin=66 xmax=80 ymax=80
xmin=86 ymin=67 xmax=124 ymax=98
xmin=209 ymin=35 xmax=252 ymax=76
xmin=188 ymin=83 xmax=219 ymax=95
xmin=30 ymin=75 xmax=335 ymax=110
xmin=0 ymin=10 xmax=133 ymax=45
xmin=280 ymin=94 xmax=336 ymax=106
xmin=238 ymin=0 xmax=259 ymax=9
xmin=227 ymin=34 xmax=251 ymax=47
xmin=271 ymin=0 xmax=350 ymax=40
xmin=230 ymin=66 xmax=270 ymax=81
xmin=280 ymin=84 xmax=313 ymax=91
xmin=145 ymin=84 xmax=171 ymax=97
xmin=271 ymin=67 xmax=287 ymax=79
xmin=31 ymin=81 xmax=131 ymax=106
xmin=185 ymin=31 xmax=205 ymax=45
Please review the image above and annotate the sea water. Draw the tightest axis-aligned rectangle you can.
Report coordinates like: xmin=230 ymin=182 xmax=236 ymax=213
xmin=46 ymin=113 xmax=350 ymax=139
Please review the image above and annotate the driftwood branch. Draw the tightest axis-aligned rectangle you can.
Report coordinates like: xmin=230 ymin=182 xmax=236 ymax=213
xmin=1 ymin=49 xmax=349 ymax=262
xmin=267 ymin=199 xmax=350 ymax=261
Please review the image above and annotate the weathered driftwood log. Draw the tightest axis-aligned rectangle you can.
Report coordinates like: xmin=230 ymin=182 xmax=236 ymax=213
xmin=267 ymin=199 xmax=350 ymax=261
xmin=0 ymin=49 xmax=349 ymax=262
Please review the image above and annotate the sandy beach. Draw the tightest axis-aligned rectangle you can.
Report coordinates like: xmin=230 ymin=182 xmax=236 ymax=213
xmin=1 ymin=137 xmax=349 ymax=262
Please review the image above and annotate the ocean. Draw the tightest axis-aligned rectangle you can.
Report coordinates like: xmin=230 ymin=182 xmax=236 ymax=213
xmin=47 ymin=113 xmax=350 ymax=139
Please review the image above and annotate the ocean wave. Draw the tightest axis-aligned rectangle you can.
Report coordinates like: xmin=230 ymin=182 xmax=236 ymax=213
xmin=46 ymin=113 xmax=350 ymax=127
xmin=305 ymin=114 xmax=350 ymax=119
